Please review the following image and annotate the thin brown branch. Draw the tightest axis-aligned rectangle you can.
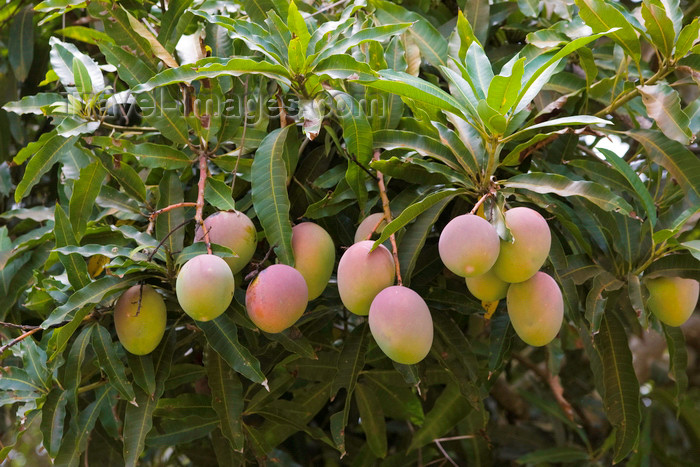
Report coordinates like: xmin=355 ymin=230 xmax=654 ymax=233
xmin=0 ymin=327 xmax=42 ymax=354
xmin=149 ymin=202 xmax=197 ymax=223
xmin=470 ymin=190 xmax=494 ymax=215
xmin=244 ymin=243 xmax=278 ymax=282
xmin=0 ymin=321 xmax=38 ymax=331
xmin=364 ymin=215 xmax=386 ymax=241
xmin=373 ymin=150 xmax=402 ymax=286
xmin=147 ymin=218 xmax=195 ymax=261
xmin=349 ymin=153 xmax=379 ymax=182
xmin=196 ymin=151 xmax=212 ymax=254
xmin=433 ymin=439 xmax=459 ymax=467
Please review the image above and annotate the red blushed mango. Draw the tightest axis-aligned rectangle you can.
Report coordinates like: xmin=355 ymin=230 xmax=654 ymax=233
xmin=368 ymin=286 xmax=433 ymax=364
xmin=354 ymin=212 xmax=387 ymax=243
xmin=176 ymin=254 xmax=235 ymax=322
xmin=506 ymin=272 xmax=563 ymax=347
xmin=195 ymin=211 xmax=257 ymax=274
xmin=493 ymin=207 xmax=551 ymax=283
xmin=466 ymin=268 xmax=510 ymax=302
xmin=646 ymin=276 xmax=699 ymax=326
xmin=438 ymin=214 xmax=500 ymax=277
xmin=246 ymin=264 xmax=308 ymax=333
xmin=114 ymin=284 xmax=166 ymax=355
xmin=292 ymin=222 xmax=335 ymax=300
xmin=337 ymin=240 xmax=395 ymax=316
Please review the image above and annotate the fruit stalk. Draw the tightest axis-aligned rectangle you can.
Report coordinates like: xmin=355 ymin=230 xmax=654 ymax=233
xmin=196 ymin=151 xmax=212 ymax=255
xmin=373 ymin=150 xmax=402 ymax=286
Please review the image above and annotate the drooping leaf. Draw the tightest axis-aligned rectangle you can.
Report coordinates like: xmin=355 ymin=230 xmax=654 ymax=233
xmin=638 ymin=84 xmax=692 ymax=145
xmin=462 ymin=0 xmax=490 ymax=45
xmin=662 ymin=324 xmax=688 ymax=403
xmin=205 ymin=177 xmax=237 ymax=212
xmin=15 ymin=134 xmax=80 ymax=203
xmin=641 ymin=0 xmax=676 ymax=58
xmin=503 ymin=172 xmax=634 ymax=214
xmin=92 ymin=324 xmax=136 ymax=403
xmin=40 ymin=388 xmax=68 ymax=458
xmin=69 ymin=160 xmax=106 ymax=239
xmin=155 ymin=171 xmax=185 ymax=255
xmin=408 ymin=383 xmax=472 ymax=451
xmin=331 ymin=324 xmax=369 ymax=399
xmin=206 ymin=350 xmax=245 ymax=452
xmin=53 ymin=203 xmax=91 ymax=289
xmin=251 ymin=126 xmax=296 ymax=265
xmin=8 ymin=6 xmax=34 ymax=82
xmin=355 ymin=382 xmax=387 ymax=458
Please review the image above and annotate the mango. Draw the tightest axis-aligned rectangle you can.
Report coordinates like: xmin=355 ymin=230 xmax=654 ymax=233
xmin=438 ymin=214 xmax=500 ymax=277
xmin=354 ymin=213 xmax=387 ymax=243
xmin=114 ymin=284 xmax=166 ymax=355
xmin=176 ymin=254 xmax=235 ymax=322
xmin=368 ymin=286 xmax=433 ymax=364
xmin=466 ymin=269 xmax=510 ymax=302
xmin=246 ymin=264 xmax=308 ymax=333
xmin=506 ymin=272 xmax=563 ymax=346
xmin=492 ymin=207 xmax=551 ymax=283
xmin=292 ymin=222 xmax=335 ymax=300
xmin=194 ymin=211 xmax=257 ymax=274
xmin=337 ymin=240 xmax=395 ymax=315
xmin=646 ymin=276 xmax=699 ymax=326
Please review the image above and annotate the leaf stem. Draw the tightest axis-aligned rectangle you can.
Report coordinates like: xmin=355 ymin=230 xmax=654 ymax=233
xmin=374 ymin=150 xmax=402 ymax=286
xmin=196 ymin=151 xmax=212 ymax=255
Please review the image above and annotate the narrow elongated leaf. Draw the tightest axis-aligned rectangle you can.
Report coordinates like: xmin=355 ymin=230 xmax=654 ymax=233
xmin=41 ymin=388 xmax=68 ymax=458
xmin=9 ymin=7 xmax=34 ymax=82
xmin=207 ymin=349 xmax=244 ymax=451
xmin=54 ymin=203 xmax=91 ymax=289
xmin=594 ymin=314 xmax=641 ymax=463
xmin=627 ymin=130 xmax=700 ymax=202
xmin=597 ymin=148 xmax=657 ymax=226
xmin=645 ymin=253 xmax=700 ymax=281
xmin=123 ymin=143 xmax=193 ymax=169
xmin=331 ymin=324 xmax=369 ymax=399
xmin=3 ymin=93 xmax=64 ymax=116
xmin=373 ymin=129 xmax=462 ymax=171
xmin=94 ymin=152 xmax=147 ymax=203
xmin=463 ymin=0 xmax=490 ymax=45
xmin=54 ymin=387 xmax=116 ymax=467
xmin=574 ymin=0 xmax=641 ymax=65
xmin=128 ymin=353 xmax=156 ymax=395
xmin=409 ymin=383 xmax=472 ymax=451
xmin=638 ymin=84 xmax=691 ymax=145
xmin=15 ymin=134 xmax=80 ymax=202
xmin=355 ymin=382 xmax=387 ymax=458
xmin=520 ymin=115 xmax=612 ymax=132
xmin=314 ymin=55 xmax=376 ymax=81
xmin=487 ymin=57 xmax=524 ymax=113
xmin=63 ymin=325 xmax=94 ymax=411
xmin=662 ymin=324 xmax=688 ymax=403
xmin=465 ymin=42 xmax=494 ymax=99
xmin=517 ymin=447 xmax=590 ymax=464
xmin=146 ymin=417 xmax=218 ymax=446
xmin=251 ymin=126 xmax=295 ymax=265
xmin=675 ymin=17 xmax=700 ymax=59
xmin=158 ymin=0 xmax=193 ymax=52
xmin=92 ymin=324 xmax=136 ymax=403
xmin=372 ymin=188 xmax=465 ymax=250
xmin=316 ymin=23 xmax=412 ymax=64
xmin=585 ymin=271 xmax=624 ymax=331
xmin=503 ymin=172 xmax=634 ymax=214
xmin=205 ymin=177 xmax=236 ymax=212
xmin=0 ymin=367 xmax=46 ymax=393
xmin=69 ymin=161 xmax=106 ymax=239
xmin=198 ymin=314 xmax=267 ymax=385
xmin=155 ymin=171 xmax=185 ymax=255
xmin=641 ymin=0 xmax=675 ymax=58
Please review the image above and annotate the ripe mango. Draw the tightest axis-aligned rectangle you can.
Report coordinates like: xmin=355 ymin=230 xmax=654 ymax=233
xmin=506 ymin=272 xmax=563 ymax=346
xmin=369 ymin=286 xmax=433 ymax=364
xmin=466 ymin=269 xmax=510 ymax=302
xmin=246 ymin=264 xmax=308 ymax=333
xmin=337 ymin=240 xmax=395 ymax=315
xmin=195 ymin=211 xmax=257 ymax=274
xmin=646 ymin=276 xmax=699 ymax=326
xmin=292 ymin=222 xmax=335 ymax=300
xmin=114 ymin=284 xmax=166 ymax=355
xmin=492 ymin=207 xmax=551 ymax=283
xmin=439 ymin=214 xmax=500 ymax=277
xmin=176 ymin=254 xmax=235 ymax=322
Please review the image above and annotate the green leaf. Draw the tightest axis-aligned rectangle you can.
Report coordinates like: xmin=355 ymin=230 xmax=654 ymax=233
xmin=0 ymin=367 xmax=47 ymax=393
xmin=155 ymin=171 xmax=185 ymax=255
xmin=355 ymin=382 xmax=387 ymax=458
xmin=675 ymin=17 xmax=699 ymax=59
xmin=409 ymin=383 xmax=472 ymax=451
xmin=42 ymin=274 xmax=149 ymax=328
xmin=251 ymin=126 xmax=295 ymax=266
xmin=69 ymin=160 xmax=107 ymax=239
xmin=503 ymin=172 xmax=634 ymax=214
xmin=54 ymin=203 xmax=91 ymax=289
xmin=92 ymin=324 xmax=136 ymax=403
xmin=574 ymin=0 xmax=641 ymax=65
xmin=373 ymin=129 xmax=463 ymax=172
xmin=3 ymin=93 xmax=64 ymax=116
xmin=63 ymin=325 xmax=95 ymax=411
xmin=465 ymin=42 xmax=493 ymax=100
xmin=263 ymin=327 xmax=317 ymax=360
xmin=15 ymin=134 xmax=80 ymax=203
xmin=641 ymin=0 xmax=676 ymax=58
xmin=372 ymin=188 xmax=465 ymax=250
xmin=594 ymin=313 xmax=641 ymax=463
xmin=158 ymin=0 xmax=193 ymax=52
xmin=357 ymin=70 xmax=465 ymax=117
xmin=638 ymin=84 xmax=692 ymax=145
xmin=477 ymin=100 xmax=507 ymax=134
xmin=462 ymin=0 xmax=490 ymax=45
xmin=517 ymin=446 xmax=590 ymax=464
xmin=94 ymin=152 xmax=148 ymax=203
xmin=314 ymin=55 xmax=377 ymax=81
xmin=662 ymin=324 xmax=688 ymax=403
xmin=154 ymin=394 xmax=217 ymax=420
xmin=132 ymin=58 xmax=292 ymax=93
xmin=205 ymin=177 xmax=236 ymax=212
xmin=123 ymin=143 xmax=193 ymax=169
xmin=331 ymin=324 xmax=369 ymax=399
xmin=146 ymin=416 xmax=219 ymax=446
xmin=519 ymin=115 xmax=612 ymax=132
xmin=55 ymin=25 xmax=114 ymax=46
xmin=585 ymin=271 xmax=624 ymax=332
xmin=680 ymin=240 xmax=700 ymax=261
xmin=198 ymin=313 xmax=267 ymax=385
xmin=627 ymin=130 xmax=700 ymax=203
xmin=128 ymin=353 xmax=156 ymax=396
xmin=9 ymin=6 xmax=34 ymax=82
xmin=487 ymin=57 xmax=525 ymax=114
xmin=597 ymin=148 xmax=657 ymax=226
xmin=645 ymin=253 xmax=700 ymax=281
xmin=54 ymin=387 xmax=116 ymax=467
xmin=41 ymin=388 xmax=68 ymax=458
xmin=206 ymin=349 xmax=244 ymax=452
xmin=374 ymin=1 xmax=446 ymax=68
xmin=72 ymin=57 xmax=92 ymax=95
xmin=241 ymin=0 xmax=279 ymax=23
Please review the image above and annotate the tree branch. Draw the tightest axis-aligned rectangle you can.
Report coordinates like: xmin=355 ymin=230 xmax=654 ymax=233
xmin=373 ymin=150 xmax=402 ymax=286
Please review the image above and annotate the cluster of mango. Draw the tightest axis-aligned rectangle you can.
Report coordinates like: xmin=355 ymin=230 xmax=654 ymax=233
xmin=439 ymin=207 xmax=562 ymax=346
